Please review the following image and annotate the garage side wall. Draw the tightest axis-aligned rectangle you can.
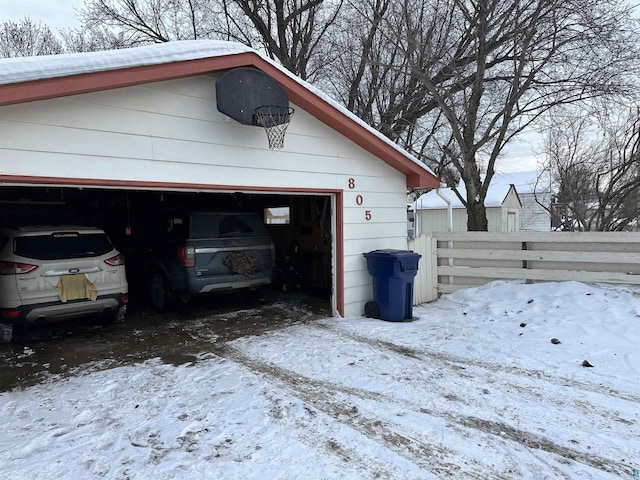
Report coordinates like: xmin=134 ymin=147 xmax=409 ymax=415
xmin=0 ymin=74 xmax=410 ymax=318
xmin=342 ymin=175 xmax=409 ymax=317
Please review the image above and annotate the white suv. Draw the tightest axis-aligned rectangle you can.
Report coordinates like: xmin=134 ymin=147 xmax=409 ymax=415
xmin=0 ymin=226 xmax=128 ymax=343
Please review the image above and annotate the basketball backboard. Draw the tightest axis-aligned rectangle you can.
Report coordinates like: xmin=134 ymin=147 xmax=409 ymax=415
xmin=216 ymin=67 xmax=290 ymax=126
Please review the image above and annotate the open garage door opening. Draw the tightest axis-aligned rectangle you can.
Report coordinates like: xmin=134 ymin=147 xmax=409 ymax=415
xmin=0 ymin=186 xmax=334 ymax=315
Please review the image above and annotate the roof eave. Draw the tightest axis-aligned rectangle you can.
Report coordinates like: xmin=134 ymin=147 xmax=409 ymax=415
xmin=0 ymin=53 xmax=252 ymax=107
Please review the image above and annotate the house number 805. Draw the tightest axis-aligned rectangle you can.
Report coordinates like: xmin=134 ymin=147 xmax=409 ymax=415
xmin=348 ymin=178 xmax=371 ymax=221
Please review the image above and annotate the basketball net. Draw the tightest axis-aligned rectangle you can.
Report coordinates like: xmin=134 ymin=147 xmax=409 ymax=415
xmin=254 ymin=105 xmax=295 ymax=150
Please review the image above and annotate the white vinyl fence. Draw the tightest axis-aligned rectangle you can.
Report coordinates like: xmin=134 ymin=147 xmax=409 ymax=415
xmin=408 ymin=232 xmax=640 ymax=304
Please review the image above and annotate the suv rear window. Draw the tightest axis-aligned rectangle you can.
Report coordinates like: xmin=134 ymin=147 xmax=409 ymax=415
xmin=190 ymin=213 xmax=269 ymax=239
xmin=15 ymin=233 xmax=113 ymax=260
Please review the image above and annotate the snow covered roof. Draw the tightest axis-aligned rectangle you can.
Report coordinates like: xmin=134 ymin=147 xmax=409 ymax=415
xmin=493 ymin=171 xmax=552 ymax=195
xmin=0 ymin=41 xmax=252 ymax=85
xmin=0 ymin=40 xmax=439 ymax=189
xmin=413 ymin=179 xmax=520 ymax=210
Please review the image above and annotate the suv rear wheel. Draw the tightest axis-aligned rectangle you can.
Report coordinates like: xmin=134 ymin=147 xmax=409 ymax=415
xmin=149 ymin=272 xmax=174 ymax=312
xmin=0 ymin=322 xmax=12 ymax=344
xmin=106 ymin=304 xmax=127 ymax=324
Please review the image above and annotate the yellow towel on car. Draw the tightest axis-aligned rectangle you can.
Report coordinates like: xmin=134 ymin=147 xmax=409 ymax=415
xmin=56 ymin=274 xmax=98 ymax=302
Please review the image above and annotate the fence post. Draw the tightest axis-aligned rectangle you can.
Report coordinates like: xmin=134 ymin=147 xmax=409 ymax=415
xmin=427 ymin=235 xmax=439 ymax=301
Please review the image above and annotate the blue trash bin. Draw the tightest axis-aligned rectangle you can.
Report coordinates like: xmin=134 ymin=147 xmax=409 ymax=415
xmin=363 ymin=249 xmax=421 ymax=321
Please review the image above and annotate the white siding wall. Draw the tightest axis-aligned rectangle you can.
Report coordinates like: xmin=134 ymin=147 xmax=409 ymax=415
xmin=520 ymin=192 xmax=551 ymax=231
xmin=416 ymin=209 xmax=466 ymax=235
xmin=501 ymin=188 xmax=521 ymax=209
xmin=343 ymin=180 xmax=408 ymax=317
xmin=0 ymin=75 xmax=409 ymax=318
xmin=418 ymin=206 xmax=513 ymax=234
xmin=486 ymin=207 xmax=504 ymax=232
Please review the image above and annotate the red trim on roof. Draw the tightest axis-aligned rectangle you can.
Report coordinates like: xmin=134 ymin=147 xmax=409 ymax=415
xmin=0 ymin=51 xmax=439 ymax=189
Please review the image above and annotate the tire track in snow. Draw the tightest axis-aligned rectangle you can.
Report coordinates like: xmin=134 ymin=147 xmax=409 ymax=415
xmin=213 ymin=344 xmax=495 ymax=479
xmin=259 ymin=387 xmax=420 ymax=480
xmin=313 ymin=322 xmax=640 ymax=404
xmin=309 ymin=322 xmax=638 ymax=461
xmin=213 ymin=344 xmax=629 ymax=478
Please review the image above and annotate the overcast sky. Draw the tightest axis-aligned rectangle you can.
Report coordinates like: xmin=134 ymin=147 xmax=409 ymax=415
xmin=0 ymin=0 xmax=83 ymax=30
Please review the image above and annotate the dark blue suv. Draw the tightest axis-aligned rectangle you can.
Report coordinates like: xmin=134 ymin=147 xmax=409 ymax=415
xmin=144 ymin=211 xmax=275 ymax=311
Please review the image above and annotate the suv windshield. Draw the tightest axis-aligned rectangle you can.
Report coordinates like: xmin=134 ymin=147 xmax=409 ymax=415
xmin=190 ymin=213 xmax=269 ymax=239
xmin=15 ymin=233 xmax=113 ymax=260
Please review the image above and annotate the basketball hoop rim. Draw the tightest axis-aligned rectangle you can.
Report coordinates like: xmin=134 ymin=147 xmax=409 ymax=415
xmin=254 ymin=105 xmax=295 ymax=149
xmin=253 ymin=105 xmax=295 ymax=128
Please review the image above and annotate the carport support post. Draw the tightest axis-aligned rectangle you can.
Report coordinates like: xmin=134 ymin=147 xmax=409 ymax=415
xmin=332 ymin=191 xmax=343 ymax=317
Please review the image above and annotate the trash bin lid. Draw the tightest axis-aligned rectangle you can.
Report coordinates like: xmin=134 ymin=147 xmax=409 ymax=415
xmin=363 ymin=249 xmax=421 ymax=271
xmin=363 ymin=249 xmax=421 ymax=258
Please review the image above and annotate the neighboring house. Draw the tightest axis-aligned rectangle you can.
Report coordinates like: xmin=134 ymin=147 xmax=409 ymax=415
xmin=492 ymin=171 xmax=553 ymax=231
xmin=0 ymin=40 xmax=439 ymax=318
xmin=410 ymin=180 xmax=522 ymax=235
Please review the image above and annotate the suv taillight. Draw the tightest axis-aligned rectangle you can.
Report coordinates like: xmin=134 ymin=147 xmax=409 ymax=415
xmin=2 ymin=309 xmax=22 ymax=319
xmin=0 ymin=260 xmax=38 ymax=275
xmin=178 ymin=245 xmax=195 ymax=267
xmin=105 ymin=253 xmax=125 ymax=266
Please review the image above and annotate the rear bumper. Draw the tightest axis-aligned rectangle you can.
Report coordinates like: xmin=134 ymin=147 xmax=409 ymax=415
xmin=1 ymin=293 xmax=128 ymax=325
xmin=198 ymin=276 xmax=272 ymax=293
xmin=177 ymin=270 xmax=274 ymax=294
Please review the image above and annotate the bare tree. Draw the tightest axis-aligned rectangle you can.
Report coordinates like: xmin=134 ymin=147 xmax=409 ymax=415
xmin=543 ymin=107 xmax=640 ymax=231
xmin=0 ymin=17 xmax=64 ymax=58
xmin=329 ymin=0 xmax=640 ymax=230
xmin=78 ymin=0 xmax=344 ymax=80
xmin=217 ymin=0 xmax=344 ymax=80
xmin=60 ymin=27 xmax=133 ymax=52
xmin=78 ymin=0 xmax=213 ymax=44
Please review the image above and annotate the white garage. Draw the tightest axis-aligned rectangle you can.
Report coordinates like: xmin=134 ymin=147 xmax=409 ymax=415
xmin=0 ymin=40 xmax=439 ymax=317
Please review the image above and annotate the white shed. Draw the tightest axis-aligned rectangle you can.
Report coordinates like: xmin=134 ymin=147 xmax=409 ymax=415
xmin=0 ymin=40 xmax=439 ymax=318
xmin=411 ymin=181 xmax=521 ymax=235
xmin=492 ymin=171 xmax=553 ymax=231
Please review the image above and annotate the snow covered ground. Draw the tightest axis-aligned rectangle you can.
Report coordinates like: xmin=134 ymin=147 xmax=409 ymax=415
xmin=1 ymin=280 xmax=639 ymax=479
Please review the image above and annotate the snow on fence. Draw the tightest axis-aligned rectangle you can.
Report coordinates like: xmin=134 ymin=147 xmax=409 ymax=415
xmin=408 ymin=231 xmax=640 ymax=304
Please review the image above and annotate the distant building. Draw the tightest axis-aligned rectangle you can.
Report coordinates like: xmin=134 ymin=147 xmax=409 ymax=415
xmin=410 ymin=180 xmax=522 ymax=236
xmin=492 ymin=171 xmax=553 ymax=231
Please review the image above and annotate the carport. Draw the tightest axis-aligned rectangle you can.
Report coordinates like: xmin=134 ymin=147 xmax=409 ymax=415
xmin=0 ymin=40 xmax=439 ymax=317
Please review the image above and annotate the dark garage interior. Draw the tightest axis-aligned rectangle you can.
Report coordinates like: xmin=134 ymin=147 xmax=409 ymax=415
xmin=0 ymin=186 xmax=333 ymax=310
